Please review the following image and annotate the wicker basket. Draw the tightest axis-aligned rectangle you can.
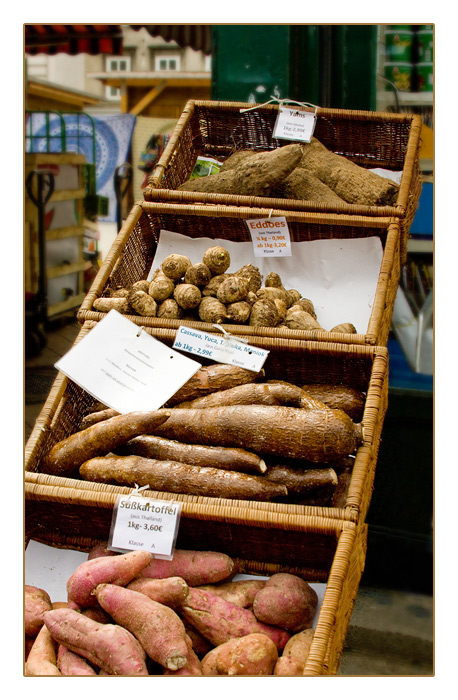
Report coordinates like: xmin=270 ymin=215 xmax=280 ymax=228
xmin=25 ymin=480 xmax=367 ymax=676
xmin=25 ymin=321 xmax=388 ymax=525
xmin=143 ymin=100 xmax=423 ymax=264
xmin=77 ymin=200 xmax=400 ymax=347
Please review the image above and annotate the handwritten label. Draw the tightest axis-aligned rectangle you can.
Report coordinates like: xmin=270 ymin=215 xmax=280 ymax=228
xmin=173 ymin=326 xmax=269 ymax=373
xmin=109 ymin=495 xmax=182 ymax=559
xmin=273 ymin=106 xmax=316 ymax=142
xmin=246 ymin=216 xmax=292 ymax=257
xmin=55 ymin=310 xmax=201 ymax=414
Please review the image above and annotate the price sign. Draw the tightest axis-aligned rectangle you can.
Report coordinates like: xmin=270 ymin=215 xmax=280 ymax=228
xmin=246 ymin=216 xmax=292 ymax=257
xmin=109 ymin=494 xmax=182 ymax=560
xmin=273 ymin=106 xmax=316 ymax=142
xmin=173 ymin=326 xmax=269 ymax=373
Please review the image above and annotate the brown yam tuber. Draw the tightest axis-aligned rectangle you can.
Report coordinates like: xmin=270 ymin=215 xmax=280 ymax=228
xmin=165 ymin=362 xmax=264 ymax=406
xmin=134 ymin=549 xmax=237 ymax=586
xmin=79 ymin=454 xmax=288 ymax=501
xmin=275 ymin=168 xmax=347 ymax=204
xmin=252 ymin=573 xmax=318 ymax=632
xmin=216 ymin=276 xmax=249 ymax=304
xmin=299 ymin=137 xmax=399 ymax=206
xmin=43 ymin=608 xmax=149 ymax=675
xmin=127 ymin=289 xmax=157 ymax=317
xmin=180 ymin=587 xmax=291 ymax=650
xmin=41 ymin=409 xmax=170 ymax=477
xmin=148 ymin=273 xmax=175 ymax=301
xmin=126 ymin=576 xmax=189 ymax=608
xmin=66 ymin=549 xmax=153 ymax=608
xmin=25 ymin=584 xmax=53 ymax=637
xmin=274 ymin=628 xmax=314 ymax=675
xmin=93 ymin=297 xmax=130 ymax=313
xmin=184 ymin=262 xmax=212 ymax=288
xmin=219 ymin=149 xmax=259 ymax=172
xmin=202 ymin=246 xmax=231 ymax=275
xmin=161 ymin=253 xmax=192 ymax=280
xmin=198 ymin=296 xmax=227 ymax=323
xmin=152 ymin=404 xmax=362 ymax=464
xmin=115 ymin=434 xmax=267 ymax=474
xmin=201 ymin=633 xmax=278 ymax=675
xmin=95 ymin=583 xmax=189 ymax=671
xmin=173 ymin=283 xmax=202 ymax=309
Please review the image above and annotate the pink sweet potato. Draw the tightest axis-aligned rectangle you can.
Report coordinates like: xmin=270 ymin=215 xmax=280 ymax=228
xmin=25 ymin=584 xmax=52 ymax=636
xmin=25 ymin=623 xmax=61 ymax=676
xmin=66 ymin=549 xmax=153 ymax=608
xmin=274 ymin=628 xmax=314 ymax=675
xmin=95 ymin=583 xmax=189 ymax=671
xmin=87 ymin=541 xmax=118 ymax=560
xmin=252 ymin=573 xmax=318 ymax=632
xmin=197 ymin=579 xmax=266 ymax=608
xmin=179 ymin=587 xmax=291 ymax=651
xmin=163 ymin=635 xmax=202 ymax=676
xmin=201 ymin=633 xmax=278 ymax=675
xmin=57 ymin=644 xmax=98 ymax=676
xmin=139 ymin=548 xmax=237 ymax=586
xmin=126 ymin=576 xmax=189 ymax=608
xmin=43 ymin=608 xmax=148 ymax=676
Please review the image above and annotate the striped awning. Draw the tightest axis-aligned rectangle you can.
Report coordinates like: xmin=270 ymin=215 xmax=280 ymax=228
xmin=132 ymin=25 xmax=212 ymax=55
xmin=24 ymin=24 xmax=124 ymax=56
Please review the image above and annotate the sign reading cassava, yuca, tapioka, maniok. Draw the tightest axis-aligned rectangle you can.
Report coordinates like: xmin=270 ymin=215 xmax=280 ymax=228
xmin=246 ymin=216 xmax=292 ymax=258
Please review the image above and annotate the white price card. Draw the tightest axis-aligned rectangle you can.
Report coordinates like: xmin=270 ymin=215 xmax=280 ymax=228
xmin=273 ymin=105 xmax=316 ymax=142
xmin=55 ymin=310 xmax=201 ymax=414
xmin=173 ymin=326 xmax=269 ymax=373
xmin=109 ymin=494 xmax=182 ymax=559
xmin=246 ymin=216 xmax=292 ymax=257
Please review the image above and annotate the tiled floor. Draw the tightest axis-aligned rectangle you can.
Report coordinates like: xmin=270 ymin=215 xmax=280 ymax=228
xmin=24 ymin=316 xmax=434 ymax=676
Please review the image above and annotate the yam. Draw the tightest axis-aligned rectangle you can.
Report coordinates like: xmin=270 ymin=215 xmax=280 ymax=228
xmin=275 ymin=167 xmax=347 ymax=203
xmin=202 ymin=246 xmax=231 ymax=275
xmin=165 ymin=362 xmax=264 ymax=406
xmin=66 ymin=549 xmax=154 ymax=608
xmin=198 ymin=296 xmax=227 ymax=323
xmin=274 ymin=628 xmax=314 ymax=675
xmin=43 ymin=608 xmax=148 ymax=676
xmin=252 ymin=573 xmax=318 ymax=632
xmin=161 ymin=254 xmax=192 ymax=280
xmin=95 ymin=583 xmax=189 ymax=671
xmin=93 ymin=297 xmax=130 ymax=313
xmin=180 ymin=587 xmax=291 ymax=650
xmin=152 ymin=405 xmax=362 ymax=464
xmin=79 ymin=454 xmax=288 ymax=501
xmin=25 ymin=584 xmax=52 ymax=637
xmin=135 ymin=549 xmax=236 ymax=586
xmin=219 ymin=148 xmax=259 ymax=172
xmin=41 ymin=409 xmax=170 ymax=477
xmin=126 ymin=576 xmax=189 ymax=608
xmin=201 ymin=633 xmax=278 ymax=676
xmin=109 ymin=287 xmax=130 ymax=298
xmin=299 ymin=137 xmax=399 ymax=206
xmin=115 ymin=434 xmax=267 ymax=474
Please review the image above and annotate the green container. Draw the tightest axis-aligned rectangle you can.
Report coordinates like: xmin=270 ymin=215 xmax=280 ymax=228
xmin=417 ymin=30 xmax=433 ymax=62
xmin=388 ymin=25 xmax=412 ymax=30
xmin=384 ymin=61 xmax=413 ymax=91
xmin=416 ymin=62 xmax=433 ymax=92
xmin=418 ymin=24 xmax=433 ymax=30
xmin=385 ymin=29 xmax=414 ymax=61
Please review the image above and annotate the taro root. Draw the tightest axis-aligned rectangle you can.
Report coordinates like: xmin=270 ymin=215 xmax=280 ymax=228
xmin=130 ymin=279 xmax=151 ymax=293
xmin=330 ymin=322 xmax=358 ymax=334
xmin=216 ymin=276 xmax=249 ymax=304
xmin=128 ymin=290 xmax=158 ymax=317
xmin=249 ymin=299 xmax=279 ymax=327
xmin=284 ymin=289 xmax=302 ymax=308
xmin=256 ymin=286 xmax=290 ymax=306
xmin=283 ymin=308 xmax=323 ymax=331
xmin=148 ymin=273 xmax=175 ymax=301
xmin=201 ymin=274 xmax=230 ymax=297
xmin=161 ymin=254 xmax=192 ymax=280
xmin=184 ymin=262 xmax=212 ymax=288
xmin=264 ymin=272 xmax=284 ymax=289
xmin=93 ymin=297 xmax=130 ymax=313
xmin=226 ymin=301 xmax=252 ymax=324
xmin=273 ymin=298 xmax=288 ymax=323
xmin=173 ymin=284 xmax=202 ymax=310
xmin=293 ymin=298 xmax=317 ymax=318
xmin=198 ymin=297 xmax=228 ymax=324
xmin=234 ymin=264 xmax=262 ymax=293
xmin=109 ymin=287 xmax=130 ymax=298
xmin=157 ymin=299 xmax=182 ymax=319
xmin=202 ymin=246 xmax=231 ymax=275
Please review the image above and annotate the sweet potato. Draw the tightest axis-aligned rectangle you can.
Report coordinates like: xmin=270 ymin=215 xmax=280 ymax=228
xmin=115 ymin=434 xmax=267 ymax=474
xmin=180 ymin=587 xmax=291 ymax=650
xmin=153 ymin=405 xmax=362 ymax=464
xmin=197 ymin=579 xmax=266 ymax=608
xmin=183 ymin=620 xmax=213 ymax=657
xmin=43 ymin=608 xmax=148 ymax=675
xmin=25 ymin=584 xmax=52 ymax=637
xmin=25 ymin=623 xmax=61 ymax=676
xmin=95 ymin=583 xmax=189 ymax=671
xmin=126 ymin=576 xmax=189 ymax=608
xmin=57 ymin=644 xmax=98 ymax=676
xmin=79 ymin=454 xmax=287 ymax=501
xmin=301 ymin=383 xmax=366 ymax=421
xmin=274 ymin=628 xmax=314 ymax=675
xmin=67 ymin=549 xmax=153 ymax=608
xmin=252 ymin=573 xmax=318 ymax=632
xmin=41 ymin=409 xmax=170 ymax=477
xmin=165 ymin=363 xmax=264 ymax=406
xmin=139 ymin=549 xmax=236 ymax=586
xmin=87 ymin=541 xmax=118 ymax=560
xmin=201 ymin=633 xmax=278 ymax=675
xmin=163 ymin=635 xmax=202 ymax=676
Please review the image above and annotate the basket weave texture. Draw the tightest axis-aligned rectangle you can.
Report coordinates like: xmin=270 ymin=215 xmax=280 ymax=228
xmin=77 ymin=201 xmax=400 ymax=347
xmin=25 ymin=482 xmax=367 ymax=676
xmin=143 ymin=100 xmax=423 ymax=263
xmin=25 ymin=321 xmax=388 ymax=525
